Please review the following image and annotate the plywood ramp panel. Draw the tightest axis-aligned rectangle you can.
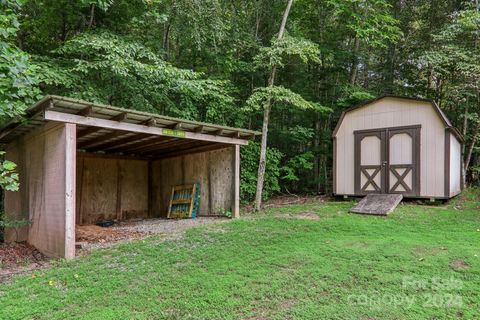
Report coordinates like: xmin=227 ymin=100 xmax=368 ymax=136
xmin=5 ymin=123 xmax=76 ymax=259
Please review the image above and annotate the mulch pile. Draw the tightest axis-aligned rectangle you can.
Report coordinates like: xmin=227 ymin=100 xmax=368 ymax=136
xmin=76 ymin=225 xmax=144 ymax=243
xmin=0 ymin=242 xmax=48 ymax=278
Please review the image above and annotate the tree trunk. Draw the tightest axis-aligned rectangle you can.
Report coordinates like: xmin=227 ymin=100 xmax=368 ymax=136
xmin=254 ymin=0 xmax=294 ymax=211
xmin=314 ymin=117 xmax=321 ymax=193
xmin=349 ymin=37 xmax=360 ymax=85
xmin=464 ymin=121 xmax=480 ymax=180
xmin=88 ymin=4 xmax=95 ymax=29
xmin=463 ymin=92 xmax=480 ymax=182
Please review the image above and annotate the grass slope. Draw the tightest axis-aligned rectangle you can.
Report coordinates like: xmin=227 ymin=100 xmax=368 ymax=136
xmin=1 ymin=191 xmax=479 ymax=319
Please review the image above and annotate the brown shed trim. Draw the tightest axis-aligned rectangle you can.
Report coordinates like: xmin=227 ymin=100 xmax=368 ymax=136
xmin=353 ymin=124 xmax=421 ymax=197
xmin=332 ymin=137 xmax=337 ymax=194
xmin=332 ymin=95 xmax=464 ymax=143
xmin=444 ymin=129 xmax=451 ymax=198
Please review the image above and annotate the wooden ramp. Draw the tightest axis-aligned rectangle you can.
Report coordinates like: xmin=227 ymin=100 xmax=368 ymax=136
xmin=350 ymin=194 xmax=403 ymax=216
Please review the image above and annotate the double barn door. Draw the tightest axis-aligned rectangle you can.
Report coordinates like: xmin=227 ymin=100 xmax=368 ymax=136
xmin=354 ymin=125 xmax=420 ymax=196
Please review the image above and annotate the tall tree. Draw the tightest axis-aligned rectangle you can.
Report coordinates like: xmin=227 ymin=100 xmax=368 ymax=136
xmin=254 ymin=0 xmax=294 ymax=211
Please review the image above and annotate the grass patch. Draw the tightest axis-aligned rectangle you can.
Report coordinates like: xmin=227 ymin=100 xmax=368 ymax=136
xmin=1 ymin=192 xmax=479 ymax=319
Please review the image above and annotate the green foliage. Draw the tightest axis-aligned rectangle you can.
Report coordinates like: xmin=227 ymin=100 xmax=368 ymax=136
xmin=37 ymin=30 xmax=236 ymax=122
xmin=240 ymin=141 xmax=283 ymax=201
xmin=215 ymin=207 xmax=232 ymax=218
xmin=334 ymin=86 xmax=376 ymax=109
xmin=254 ymin=35 xmax=321 ymax=69
xmin=245 ymin=86 xmax=330 ymax=113
xmin=281 ymin=151 xmax=314 ymax=183
xmin=0 ymin=151 xmax=19 ymax=191
xmin=0 ymin=0 xmax=40 ymax=120
xmin=1 ymin=0 xmax=478 ymax=198
xmin=326 ymin=0 xmax=401 ymax=47
xmin=79 ymin=0 xmax=114 ymax=12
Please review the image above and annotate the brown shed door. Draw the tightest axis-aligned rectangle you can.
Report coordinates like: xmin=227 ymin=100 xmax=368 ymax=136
xmin=355 ymin=126 xmax=420 ymax=196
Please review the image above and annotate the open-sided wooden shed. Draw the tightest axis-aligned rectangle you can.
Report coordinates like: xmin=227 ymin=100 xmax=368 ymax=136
xmin=333 ymin=95 xmax=463 ymax=200
xmin=0 ymin=96 xmax=259 ymax=259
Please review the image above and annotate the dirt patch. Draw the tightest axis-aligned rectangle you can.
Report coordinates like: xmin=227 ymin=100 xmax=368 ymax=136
xmin=295 ymin=212 xmax=320 ymax=220
xmin=0 ymin=242 xmax=49 ymax=280
xmin=412 ymin=245 xmax=447 ymax=257
xmin=245 ymin=195 xmax=328 ymax=211
xmin=76 ymin=225 xmax=144 ymax=243
xmin=275 ymin=212 xmax=320 ymax=220
xmin=449 ymin=259 xmax=470 ymax=270
xmin=76 ymin=217 xmax=229 ymax=254
xmin=279 ymin=299 xmax=297 ymax=309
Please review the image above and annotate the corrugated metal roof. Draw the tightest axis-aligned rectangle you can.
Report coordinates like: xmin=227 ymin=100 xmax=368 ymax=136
xmin=0 ymin=95 xmax=260 ymax=144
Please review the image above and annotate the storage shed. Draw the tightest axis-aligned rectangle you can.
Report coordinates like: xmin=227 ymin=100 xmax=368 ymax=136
xmin=0 ymin=96 xmax=259 ymax=259
xmin=333 ymin=95 xmax=463 ymax=199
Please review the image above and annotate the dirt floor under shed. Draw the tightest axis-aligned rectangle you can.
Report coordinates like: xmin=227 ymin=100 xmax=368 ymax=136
xmin=75 ymin=217 xmax=229 ymax=254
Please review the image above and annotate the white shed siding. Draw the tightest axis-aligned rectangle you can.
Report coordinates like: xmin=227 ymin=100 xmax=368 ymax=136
xmin=449 ymin=134 xmax=462 ymax=196
xmin=335 ymin=97 xmax=446 ymax=197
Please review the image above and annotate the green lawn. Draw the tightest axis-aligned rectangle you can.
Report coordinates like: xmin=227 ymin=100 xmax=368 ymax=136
xmin=1 ymin=191 xmax=479 ymax=320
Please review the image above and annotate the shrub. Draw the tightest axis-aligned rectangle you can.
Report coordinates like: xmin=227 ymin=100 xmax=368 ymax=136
xmin=240 ymin=141 xmax=283 ymax=202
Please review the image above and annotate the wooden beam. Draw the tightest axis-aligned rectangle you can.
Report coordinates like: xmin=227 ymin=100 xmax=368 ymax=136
xmin=77 ymin=105 xmax=93 ymax=117
xmin=44 ymin=110 xmax=249 ymax=145
xmin=88 ymin=133 xmax=150 ymax=152
xmin=77 ymin=152 xmax=151 ymax=161
xmin=194 ymin=125 xmax=204 ymax=133
xmin=166 ymin=122 xmax=181 ymax=129
xmin=231 ymin=131 xmax=241 ymax=138
xmin=153 ymin=143 xmax=230 ymax=159
xmin=111 ymin=112 xmax=128 ymax=121
xmin=77 ymin=112 xmax=127 ymax=138
xmin=78 ymin=131 xmax=127 ymax=149
xmin=137 ymin=139 xmax=200 ymax=155
xmin=143 ymin=118 xmax=156 ymax=126
xmin=77 ymin=126 xmax=108 ymax=139
xmin=115 ymin=136 xmax=178 ymax=153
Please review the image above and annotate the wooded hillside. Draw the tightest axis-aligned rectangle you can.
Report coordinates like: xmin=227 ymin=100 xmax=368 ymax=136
xmin=1 ymin=0 xmax=479 ymax=199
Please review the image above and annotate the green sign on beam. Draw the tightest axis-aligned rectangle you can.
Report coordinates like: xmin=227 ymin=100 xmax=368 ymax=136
xmin=163 ymin=128 xmax=186 ymax=138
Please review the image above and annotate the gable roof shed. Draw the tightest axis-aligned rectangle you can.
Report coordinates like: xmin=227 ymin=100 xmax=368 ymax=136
xmin=332 ymin=95 xmax=463 ymax=200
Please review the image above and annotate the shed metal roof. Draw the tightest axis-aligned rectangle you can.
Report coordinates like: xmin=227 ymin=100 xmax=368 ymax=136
xmin=0 ymin=95 xmax=260 ymax=145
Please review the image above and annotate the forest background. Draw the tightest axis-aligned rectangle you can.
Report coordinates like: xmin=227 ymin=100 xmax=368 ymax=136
xmin=1 ymin=0 xmax=479 ymax=202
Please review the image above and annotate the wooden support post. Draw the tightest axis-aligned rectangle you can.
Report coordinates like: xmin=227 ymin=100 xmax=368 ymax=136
xmin=232 ymin=145 xmax=240 ymax=218
xmin=64 ymin=123 xmax=76 ymax=259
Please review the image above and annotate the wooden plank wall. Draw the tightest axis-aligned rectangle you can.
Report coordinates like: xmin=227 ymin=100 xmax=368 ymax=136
xmin=5 ymin=122 xmax=76 ymax=259
xmin=151 ymin=146 xmax=235 ymax=217
xmin=76 ymin=154 xmax=149 ymax=224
